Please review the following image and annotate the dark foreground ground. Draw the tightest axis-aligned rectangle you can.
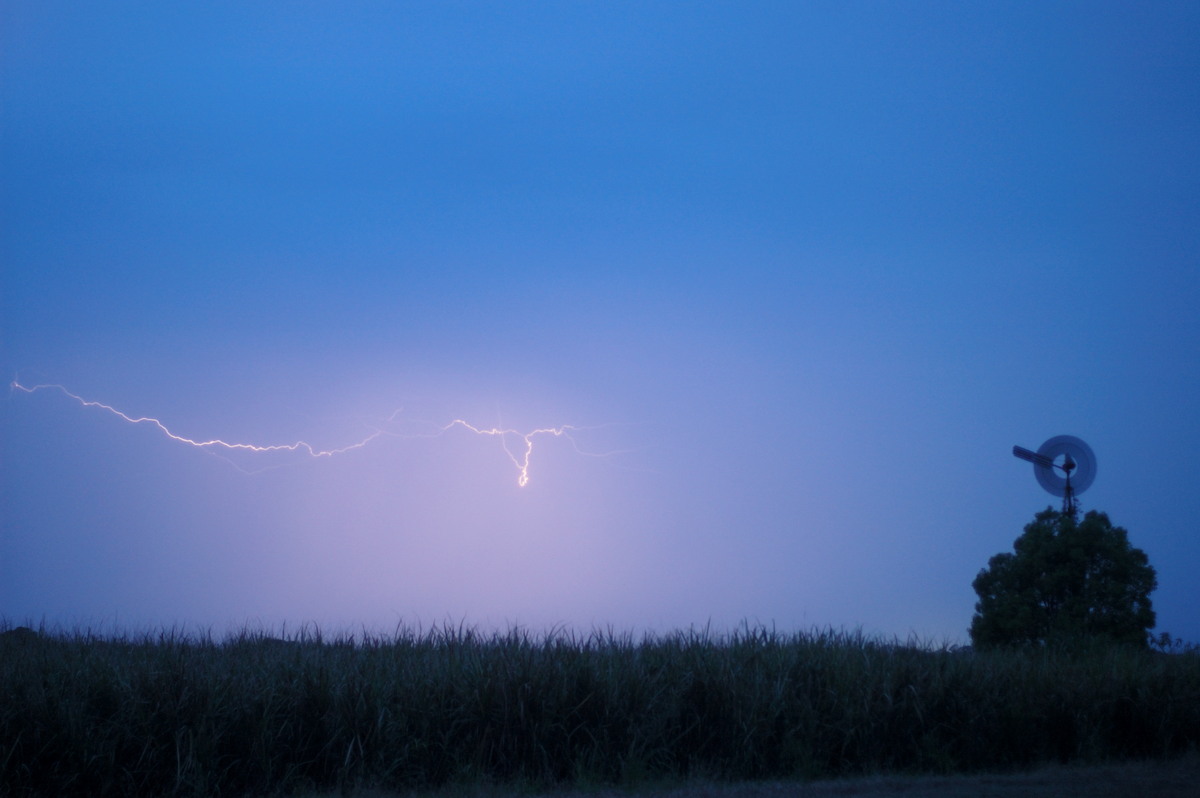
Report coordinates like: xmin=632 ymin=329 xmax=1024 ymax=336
xmin=314 ymin=755 xmax=1200 ymax=798
xmin=6 ymin=625 xmax=1198 ymax=796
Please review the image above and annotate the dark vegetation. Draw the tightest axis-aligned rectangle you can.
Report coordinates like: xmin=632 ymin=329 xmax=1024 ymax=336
xmin=971 ymin=509 xmax=1158 ymax=649
xmin=3 ymin=621 xmax=1198 ymax=797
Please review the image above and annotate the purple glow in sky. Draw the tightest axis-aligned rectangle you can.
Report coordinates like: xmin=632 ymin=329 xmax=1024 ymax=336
xmin=3 ymin=2 xmax=1199 ymax=643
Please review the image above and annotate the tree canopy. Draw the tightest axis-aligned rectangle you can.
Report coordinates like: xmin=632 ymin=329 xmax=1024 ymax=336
xmin=970 ymin=509 xmax=1157 ymax=649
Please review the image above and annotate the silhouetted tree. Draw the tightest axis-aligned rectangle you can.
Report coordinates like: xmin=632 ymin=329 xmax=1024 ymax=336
xmin=970 ymin=508 xmax=1157 ymax=649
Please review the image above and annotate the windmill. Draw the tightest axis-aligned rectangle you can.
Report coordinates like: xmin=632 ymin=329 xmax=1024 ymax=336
xmin=1012 ymin=435 xmax=1097 ymax=519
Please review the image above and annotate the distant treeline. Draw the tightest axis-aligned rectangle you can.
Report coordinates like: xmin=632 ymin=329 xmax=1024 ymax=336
xmin=2 ymin=622 xmax=1198 ymax=797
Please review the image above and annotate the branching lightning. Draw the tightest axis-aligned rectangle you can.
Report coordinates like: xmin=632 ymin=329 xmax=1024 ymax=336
xmin=10 ymin=380 xmax=604 ymax=486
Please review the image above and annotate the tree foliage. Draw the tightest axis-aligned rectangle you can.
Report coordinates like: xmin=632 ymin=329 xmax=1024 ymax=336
xmin=971 ymin=509 xmax=1157 ymax=649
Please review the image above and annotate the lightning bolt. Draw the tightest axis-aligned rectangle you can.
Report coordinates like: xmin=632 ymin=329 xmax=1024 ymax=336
xmin=9 ymin=380 xmax=597 ymax=486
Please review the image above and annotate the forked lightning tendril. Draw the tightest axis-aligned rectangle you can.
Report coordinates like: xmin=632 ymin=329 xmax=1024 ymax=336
xmin=10 ymin=381 xmax=590 ymax=486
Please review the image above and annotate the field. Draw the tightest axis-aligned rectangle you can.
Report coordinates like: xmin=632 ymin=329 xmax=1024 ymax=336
xmin=3 ymin=622 xmax=1198 ymax=797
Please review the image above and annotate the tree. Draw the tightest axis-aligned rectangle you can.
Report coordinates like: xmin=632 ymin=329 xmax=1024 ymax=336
xmin=970 ymin=508 xmax=1157 ymax=649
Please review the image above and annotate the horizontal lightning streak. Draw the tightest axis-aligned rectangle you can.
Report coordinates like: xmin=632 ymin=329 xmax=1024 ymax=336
xmin=10 ymin=381 xmax=590 ymax=486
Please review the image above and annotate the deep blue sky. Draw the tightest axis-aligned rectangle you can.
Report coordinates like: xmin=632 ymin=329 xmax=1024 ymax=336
xmin=3 ymin=2 xmax=1198 ymax=643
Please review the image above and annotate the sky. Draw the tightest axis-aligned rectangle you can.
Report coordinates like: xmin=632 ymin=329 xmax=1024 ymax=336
xmin=2 ymin=2 xmax=1198 ymax=644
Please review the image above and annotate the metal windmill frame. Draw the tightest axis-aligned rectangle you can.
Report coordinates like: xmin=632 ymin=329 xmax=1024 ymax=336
xmin=1012 ymin=435 xmax=1097 ymax=518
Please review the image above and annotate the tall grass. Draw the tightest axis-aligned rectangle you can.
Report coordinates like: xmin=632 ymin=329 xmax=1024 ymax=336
xmin=2 ymin=620 xmax=1198 ymax=796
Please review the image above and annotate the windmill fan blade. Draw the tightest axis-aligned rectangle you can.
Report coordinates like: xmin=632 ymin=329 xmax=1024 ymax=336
xmin=1033 ymin=435 xmax=1098 ymax=497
